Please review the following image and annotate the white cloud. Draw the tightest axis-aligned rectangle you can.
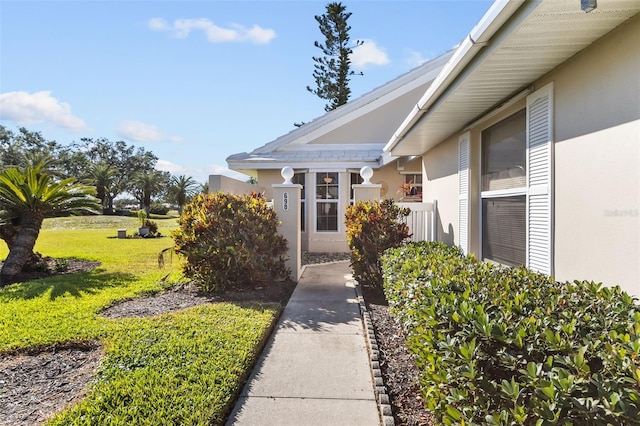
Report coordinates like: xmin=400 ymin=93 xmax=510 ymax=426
xmin=117 ymin=120 xmax=184 ymax=143
xmin=350 ymin=40 xmax=390 ymax=68
xmin=0 ymin=90 xmax=88 ymax=131
xmin=148 ymin=17 xmax=170 ymax=31
xmin=404 ymin=49 xmax=436 ymax=68
xmin=156 ymin=160 xmax=250 ymax=183
xmin=148 ymin=17 xmax=276 ymax=44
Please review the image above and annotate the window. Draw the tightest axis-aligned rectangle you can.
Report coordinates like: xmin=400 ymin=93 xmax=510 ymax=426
xmin=316 ymin=172 xmax=339 ymax=232
xmin=459 ymin=84 xmax=553 ymax=274
xmin=291 ymin=172 xmax=306 ymax=232
xmin=402 ymin=173 xmax=422 ymax=198
xmin=481 ymin=110 xmax=526 ymax=266
xmin=349 ymin=172 xmax=363 ymax=205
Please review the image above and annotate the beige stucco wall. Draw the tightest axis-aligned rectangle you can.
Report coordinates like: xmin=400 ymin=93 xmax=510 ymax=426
xmin=255 ymin=160 xmax=420 ymax=252
xmin=310 ymin=87 xmax=430 ymax=144
xmin=421 ymin=14 xmax=639 ymax=296
xmin=538 ymin=14 xmax=640 ymax=296
xmin=208 ymin=175 xmax=264 ymax=196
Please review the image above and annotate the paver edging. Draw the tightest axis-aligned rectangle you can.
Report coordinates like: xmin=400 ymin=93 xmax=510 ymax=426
xmin=353 ymin=279 xmax=395 ymax=426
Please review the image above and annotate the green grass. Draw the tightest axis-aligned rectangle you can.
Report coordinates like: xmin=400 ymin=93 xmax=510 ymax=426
xmin=0 ymin=215 xmax=280 ymax=425
xmin=49 ymin=304 xmax=277 ymax=425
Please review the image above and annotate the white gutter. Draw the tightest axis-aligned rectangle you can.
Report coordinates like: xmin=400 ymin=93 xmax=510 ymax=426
xmin=384 ymin=0 xmax=527 ymax=153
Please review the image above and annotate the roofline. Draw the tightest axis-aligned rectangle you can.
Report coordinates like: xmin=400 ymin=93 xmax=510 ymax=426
xmin=226 ymin=159 xmax=381 ymax=171
xmin=247 ymin=51 xmax=455 ymax=155
xmin=384 ymin=0 xmax=528 ymax=153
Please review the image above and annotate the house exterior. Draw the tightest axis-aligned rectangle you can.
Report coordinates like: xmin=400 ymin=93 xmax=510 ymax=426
xmin=385 ymin=0 xmax=640 ymax=297
xmin=227 ymin=52 xmax=453 ymax=252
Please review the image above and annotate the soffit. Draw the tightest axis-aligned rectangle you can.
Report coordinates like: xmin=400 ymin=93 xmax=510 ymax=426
xmin=391 ymin=1 xmax=640 ymax=156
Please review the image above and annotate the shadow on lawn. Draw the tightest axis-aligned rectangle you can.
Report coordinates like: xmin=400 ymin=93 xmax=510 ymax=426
xmin=0 ymin=269 xmax=138 ymax=301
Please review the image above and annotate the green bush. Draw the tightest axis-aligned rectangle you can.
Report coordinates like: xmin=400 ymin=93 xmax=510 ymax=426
xmin=173 ymin=192 xmax=289 ymax=292
xmin=145 ymin=219 xmax=159 ymax=235
xmin=345 ymin=199 xmax=411 ymax=288
xmin=149 ymin=203 xmax=170 ymax=215
xmin=383 ymin=241 xmax=640 ymax=425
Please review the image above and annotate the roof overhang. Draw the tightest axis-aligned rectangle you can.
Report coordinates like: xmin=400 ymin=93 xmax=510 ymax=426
xmin=385 ymin=0 xmax=640 ymax=156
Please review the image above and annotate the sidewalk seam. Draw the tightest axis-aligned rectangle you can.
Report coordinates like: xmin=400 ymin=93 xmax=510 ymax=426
xmin=353 ymin=279 xmax=395 ymax=426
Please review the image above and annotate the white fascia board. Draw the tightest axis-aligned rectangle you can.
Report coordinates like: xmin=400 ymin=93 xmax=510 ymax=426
xmin=279 ymin=143 xmax=386 ymax=152
xmin=384 ymin=0 xmax=529 ymax=154
xmin=228 ymin=160 xmax=380 ymax=171
xmin=379 ymin=150 xmax=399 ymax=166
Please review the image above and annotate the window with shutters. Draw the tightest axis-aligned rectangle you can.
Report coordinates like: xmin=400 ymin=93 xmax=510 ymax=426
xmin=481 ymin=109 xmax=526 ymax=266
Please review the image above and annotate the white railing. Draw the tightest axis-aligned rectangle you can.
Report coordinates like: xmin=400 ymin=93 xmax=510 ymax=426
xmin=397 ymin=200 xmax=437 ymax=242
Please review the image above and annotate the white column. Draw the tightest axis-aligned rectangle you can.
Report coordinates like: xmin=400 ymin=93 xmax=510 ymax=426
xmin=272 ymin=167 xmax=303 ymax=281
xmin=352 ymin=166 xmax=382 ymax=203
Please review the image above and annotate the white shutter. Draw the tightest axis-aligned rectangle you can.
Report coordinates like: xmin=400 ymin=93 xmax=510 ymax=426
xmin=458 ymin=132 xmax=470 ymax=255
xmin=526 ymin=83 xmax=554 ymax=275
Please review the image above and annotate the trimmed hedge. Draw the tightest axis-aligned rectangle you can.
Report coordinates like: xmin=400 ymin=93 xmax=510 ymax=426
xmin=383 ymin=241 xmax=640 ymax=425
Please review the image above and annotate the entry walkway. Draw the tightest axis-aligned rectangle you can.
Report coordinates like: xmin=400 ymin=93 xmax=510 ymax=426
xmin=226 ymin=261 xmax=380 ymax=426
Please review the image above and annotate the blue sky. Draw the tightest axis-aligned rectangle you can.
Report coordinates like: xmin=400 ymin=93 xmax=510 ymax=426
xmin=0 ymin=0 xmax=492 ymax=184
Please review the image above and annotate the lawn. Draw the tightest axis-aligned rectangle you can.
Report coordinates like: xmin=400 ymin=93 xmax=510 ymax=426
xmin=0 ymin=215 xmax=280 ymax=425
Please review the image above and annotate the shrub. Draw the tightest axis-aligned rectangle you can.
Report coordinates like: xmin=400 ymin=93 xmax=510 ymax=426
xmin=383 ymin=241 xmax=640 ymax=425
xmin=173 ymin=192 xmax=290 ymax=292
xmin=345 ymin=199 xmax=411 ymax=288
xmin=144 ymin=219 xmax=159 ymax=235
xmin=149 ymin=203 xmax=169 ymax=215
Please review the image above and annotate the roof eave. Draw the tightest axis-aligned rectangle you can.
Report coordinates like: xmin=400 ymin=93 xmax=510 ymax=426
xmin=384 ymin=0 xmax=529 ymax=155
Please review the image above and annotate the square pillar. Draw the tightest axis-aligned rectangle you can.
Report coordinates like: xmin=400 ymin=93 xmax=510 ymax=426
xmin=272 ymin=183 xmax=303 ymax=281
xmin=352 ymin=184 xmax=382 ymax=203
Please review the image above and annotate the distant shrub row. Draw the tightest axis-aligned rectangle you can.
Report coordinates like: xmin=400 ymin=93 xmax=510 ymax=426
xmin=382 ymin=241 xmax=640 ymax=425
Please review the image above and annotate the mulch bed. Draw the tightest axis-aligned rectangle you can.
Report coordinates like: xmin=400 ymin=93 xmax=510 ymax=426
xmin=1 ymin=253 xmax=431 ymax=425
xmin=361 ymin=283 xmax=435 ymax=425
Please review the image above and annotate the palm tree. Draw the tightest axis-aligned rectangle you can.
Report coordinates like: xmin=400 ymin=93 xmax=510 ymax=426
xmin=21 ymin=151 xmax=62 ymax=177
xmin=170 ymin=175 xmax=198 ymax=214
xmin=84 ymin=162 xmax=116 ymax=213
xmin=133 ymin=171 xmax=166 ymax=215
xmin=0 ymin=162 xmax=100 ymax=283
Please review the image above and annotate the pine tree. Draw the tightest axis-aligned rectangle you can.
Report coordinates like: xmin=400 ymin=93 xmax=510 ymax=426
xmin=307 ymin=2 xmax=361 ymax=112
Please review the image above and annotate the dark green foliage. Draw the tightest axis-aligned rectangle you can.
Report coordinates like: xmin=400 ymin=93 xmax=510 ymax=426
xmin=383 ymin=241 xmax=640 ymax=425
xmin=173 ymin=192 xmax=290 ymax=292
xmin=307 ymin=2 xmax=361 ymax=112
xmin=144 ymin=219 xmax=159 ymax=236
xmin=345 ymin=199 xmax=410 ymax=289
xmin=149 ymin=203 xmax=169 ymax=215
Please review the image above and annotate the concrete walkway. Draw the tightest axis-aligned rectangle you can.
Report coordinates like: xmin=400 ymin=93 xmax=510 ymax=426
xmin=226 ymin=261 xmax=380 ymax=426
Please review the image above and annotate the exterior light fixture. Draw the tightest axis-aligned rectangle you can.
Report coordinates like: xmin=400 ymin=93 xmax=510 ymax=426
xmin=581 ymin=0 xmax=596 ymax=12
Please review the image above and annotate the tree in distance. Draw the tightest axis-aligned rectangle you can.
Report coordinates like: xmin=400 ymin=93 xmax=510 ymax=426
xmin=307 ymin=1 xmax=362 ymax=113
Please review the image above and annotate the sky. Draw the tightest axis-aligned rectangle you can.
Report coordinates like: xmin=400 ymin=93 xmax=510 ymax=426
xmin=0 ymin=0 xmax=493 ymax=184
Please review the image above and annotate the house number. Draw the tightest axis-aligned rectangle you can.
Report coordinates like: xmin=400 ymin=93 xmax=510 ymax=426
xmin=283 ymin=192 xmax=289 ymax=211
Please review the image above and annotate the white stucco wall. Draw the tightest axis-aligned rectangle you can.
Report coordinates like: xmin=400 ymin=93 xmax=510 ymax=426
xmin=421 ymin=14 xmax=640 ymax=296
xmin=540 ymin=14 xmax=640 ymax=296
